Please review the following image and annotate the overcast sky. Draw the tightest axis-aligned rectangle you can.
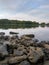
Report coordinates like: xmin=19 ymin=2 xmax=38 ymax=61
xmin=0 ymin=0 xmax=49 ymax=23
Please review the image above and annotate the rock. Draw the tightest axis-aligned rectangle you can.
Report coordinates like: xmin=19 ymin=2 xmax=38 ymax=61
xmin=43 ymin=44 xmax=49 ymax=49
xmin=44 ymin=60 xmax=49 ymax=65
xmin=6 ymin=44 xmax=14 ymax=54
xmin=0 ymin=57 xmax=9 ymax=64
xmin=0 ymin=44 xmax=8 ymax=55
xmin=10 ymin=31 xmax=19 ymax=34
xmin=14 ymin=49 xmax=24 ymax=56
xmin=0 ymin=53 xmax=5 ymax=61
xmin=19 ymin=60 xmax=30 ymax=65
xmin=20 ymin=38 xmax=34 ymax=47
xmin=8 ymin=55 xmax=27 ymax=64
xmin=43 ymin=44 xmax=49 ymax=60
xmin=22 ymin=34 xmax=35 ymax=38
xmin=0 ymin=63 xmax=8 ymax=65
xmin=33 ymin=39 xmax=39 ymax=43
xmin=0 ymin=36 xmax=5 ymax=40
xmin=0 ymin=41 xmax=3 ymax=45
xmin=27 ymin=47 xmax=44 ymax=63
xmin=4 ymin=36 xmax=10 ymax=41
xmin=0 ymin=32 xmax=5 ymax=36
xmin=17 ymin=45 xmax=25 ymax=50
xmin=21 ymin=35 xmax=32 ymax=40
xmin=14 ymin=45 xmax=27 ymax=56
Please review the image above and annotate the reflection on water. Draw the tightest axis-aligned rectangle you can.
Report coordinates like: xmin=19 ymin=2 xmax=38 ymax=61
xmin=0 ymin=27 xmax=49 ymax=42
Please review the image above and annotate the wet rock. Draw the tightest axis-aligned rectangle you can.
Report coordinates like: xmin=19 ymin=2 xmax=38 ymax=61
xmin=10 ymin=31 xmax=19 ymax=35
xmin=27 ymin=47 xmax=44 ymax=63
xmin=22 ymin=34 xmax=35 ymax=38
xmin=33 ymin=39 xmax=39 ymax=43
xmin=0 ymin=32 xmax=5 ymax=36
xmin=19 ymin=60 xmax=30 ymax=65
xmin=21 ymin=35 xmax=32 ymax=40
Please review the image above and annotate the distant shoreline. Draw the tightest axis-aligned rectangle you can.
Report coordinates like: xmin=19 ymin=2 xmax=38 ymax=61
xmin=0 ymin=19 xmax=49 ymax=29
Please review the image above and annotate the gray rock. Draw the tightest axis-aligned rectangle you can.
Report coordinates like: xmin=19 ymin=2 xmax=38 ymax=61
xmin=19 ymin=60 xmax=30 ymax=65
xmin=0 ymin=45 xmax=8 ymax=55
xmin=0 ymin=32 xmax=5 ymax=36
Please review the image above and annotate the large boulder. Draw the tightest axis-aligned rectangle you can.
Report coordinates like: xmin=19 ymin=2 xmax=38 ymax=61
xmin=27 ymin=47 xmax=44 ymax=63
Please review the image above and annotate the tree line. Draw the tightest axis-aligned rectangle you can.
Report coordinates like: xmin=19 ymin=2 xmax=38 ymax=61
xmin=0 ymin=19 xmax=49 ymax=29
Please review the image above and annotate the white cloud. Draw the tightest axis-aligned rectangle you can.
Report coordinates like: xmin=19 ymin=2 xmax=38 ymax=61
xmin=0 ymin=0 xmax=49 ymax=23
xmin=39 ymin=4 xmax=49 ymax=9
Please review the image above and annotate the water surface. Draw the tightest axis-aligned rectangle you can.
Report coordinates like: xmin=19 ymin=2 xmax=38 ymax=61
xmin=0 ymin=27 xmax=49 ymax=42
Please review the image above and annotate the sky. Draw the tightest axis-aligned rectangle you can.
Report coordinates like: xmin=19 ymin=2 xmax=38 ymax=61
xmin=0 ymin=0 xmax=49 ymax=23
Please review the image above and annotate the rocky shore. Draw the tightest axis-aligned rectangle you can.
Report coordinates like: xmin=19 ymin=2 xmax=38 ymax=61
xmin=0 ymin=32 xmax=49 ymax=65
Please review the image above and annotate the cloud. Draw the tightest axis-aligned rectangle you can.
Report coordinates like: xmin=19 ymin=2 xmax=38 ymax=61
xmin=0 ymin=0 xmax=49 ymax=23
xmin=39 ymin=5 xmax=49 ymax=9
xmin=0 ymin=12 xmax=48 ymax=23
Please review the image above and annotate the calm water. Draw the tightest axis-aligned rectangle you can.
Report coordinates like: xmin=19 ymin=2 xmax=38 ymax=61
xmin=0 ymin=27 xmax=49 ymax=42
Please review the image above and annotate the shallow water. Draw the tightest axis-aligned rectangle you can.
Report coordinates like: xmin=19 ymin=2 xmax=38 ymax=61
xmin=0 ymin=27 xmax=49 ymax=42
